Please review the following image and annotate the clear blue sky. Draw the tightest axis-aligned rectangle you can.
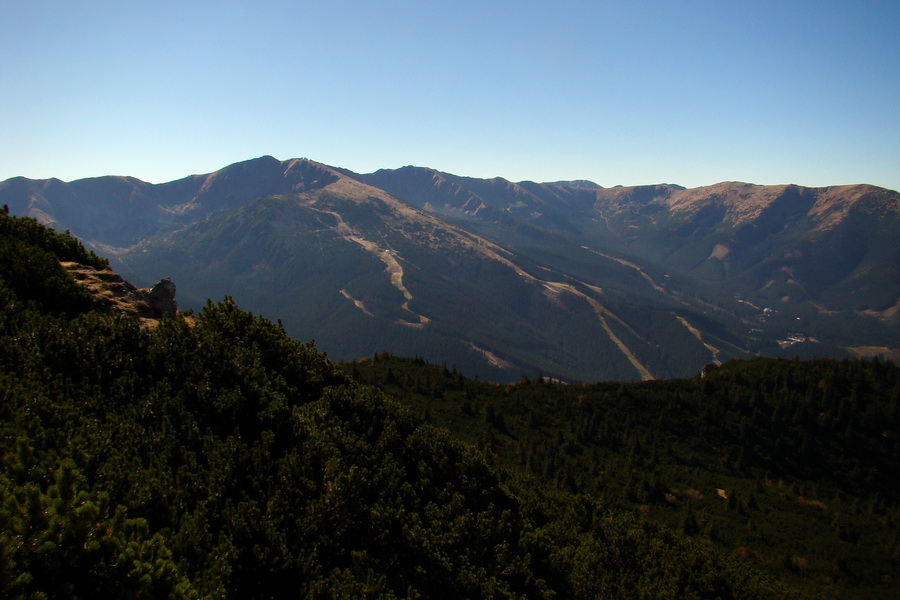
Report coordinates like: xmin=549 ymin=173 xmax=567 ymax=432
xmin=2 ymin=0 xmax=898 ymax=191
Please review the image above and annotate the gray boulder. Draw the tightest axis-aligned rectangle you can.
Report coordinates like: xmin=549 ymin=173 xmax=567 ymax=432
xmin=148 ymin=277 xmax=177 ymax=317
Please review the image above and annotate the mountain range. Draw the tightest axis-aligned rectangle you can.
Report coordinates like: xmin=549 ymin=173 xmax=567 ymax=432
xmin=2 ymin=156 xmax=898 ymax=382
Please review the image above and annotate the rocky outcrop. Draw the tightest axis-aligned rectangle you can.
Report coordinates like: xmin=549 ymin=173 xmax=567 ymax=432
xmin=148 ymin=277 xmax=177 ymax=317
xmin=61 ymin=262 xmax=179 ymax=326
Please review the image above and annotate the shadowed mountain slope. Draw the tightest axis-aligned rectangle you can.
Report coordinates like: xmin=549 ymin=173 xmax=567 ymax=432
xmin=588 ymin=181 xmax=900 ymax=313
xmin=2 ymin=157 xmax=897 ymax=381
xmin=360 ymin=167 xmax=899 ymax=359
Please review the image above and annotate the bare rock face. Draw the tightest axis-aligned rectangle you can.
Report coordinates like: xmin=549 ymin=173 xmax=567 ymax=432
xmin=148 ymin=277 xmax=177 ymax=317
xmin=61 ymin=263 xmax=181 ymax=327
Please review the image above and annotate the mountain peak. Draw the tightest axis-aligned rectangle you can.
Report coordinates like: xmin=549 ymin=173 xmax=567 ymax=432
xmin=543 ymin=179 xmax=603 ymax=189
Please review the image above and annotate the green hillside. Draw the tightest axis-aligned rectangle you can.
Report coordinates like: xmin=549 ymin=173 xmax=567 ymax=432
xmin=0 ymin=210 xmax=799 ymax=598
xmin=349 ymin=353 xmax=900 ymax=599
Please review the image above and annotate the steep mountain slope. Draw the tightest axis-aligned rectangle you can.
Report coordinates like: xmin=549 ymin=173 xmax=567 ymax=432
xmin=589 ymin=182 xmax=900 ymax=312
xmin=360 ymin=167 xmax=900 ymax=312
xmin=363 ymin=169 xmax=900 ymax=316
xmin=113 ymin=160 xmax=741 ymax=382
xmin=357 ymin=166 xmax=596 ymax=234
xmin=361 ymin=168 xmax=900 ymax=358
xmin=0 ymin=156 xmax=336 ymax=249
xmin=2 ymin=157 xmax=897 ymax=381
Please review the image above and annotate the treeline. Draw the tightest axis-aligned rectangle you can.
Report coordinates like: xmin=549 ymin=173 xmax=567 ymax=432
xmin=349 ymin=353 xmax=900 ymax=600
xmin=0 ymin=205 xmax=107 ymax=316
xmin=0 ymin=211 xmax=796 ymax=598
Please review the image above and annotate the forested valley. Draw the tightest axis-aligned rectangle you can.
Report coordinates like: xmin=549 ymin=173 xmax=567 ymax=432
xmin=1 ymin=209 xmax=896 ymax=598
xmin=348 ymin=353 xmax=900 ymax=599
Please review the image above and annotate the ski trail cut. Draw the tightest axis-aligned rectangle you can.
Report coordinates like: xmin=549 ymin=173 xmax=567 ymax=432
xmin=543 ymin=281 xmax=654 ymax=381
xmin=581 ymin=247 xmax=667 ymax=294
xmin=674 ymin=314 xmax=722 ymax=365
xmin=339 ymin=289 xmax=373 ymax=316
xmin=312 ymin=206 xmax=430 ymax=326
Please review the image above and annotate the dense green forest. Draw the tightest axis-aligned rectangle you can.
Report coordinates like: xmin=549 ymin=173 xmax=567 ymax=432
xmin=348 ymin=353 xmax=900 ymax=599
xmin=0 ymin=208 xmax=891 ymax=598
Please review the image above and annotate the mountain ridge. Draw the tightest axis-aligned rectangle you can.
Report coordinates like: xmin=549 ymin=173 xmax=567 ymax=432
xmin=2 ymin=156 xmax=897 ymax=382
